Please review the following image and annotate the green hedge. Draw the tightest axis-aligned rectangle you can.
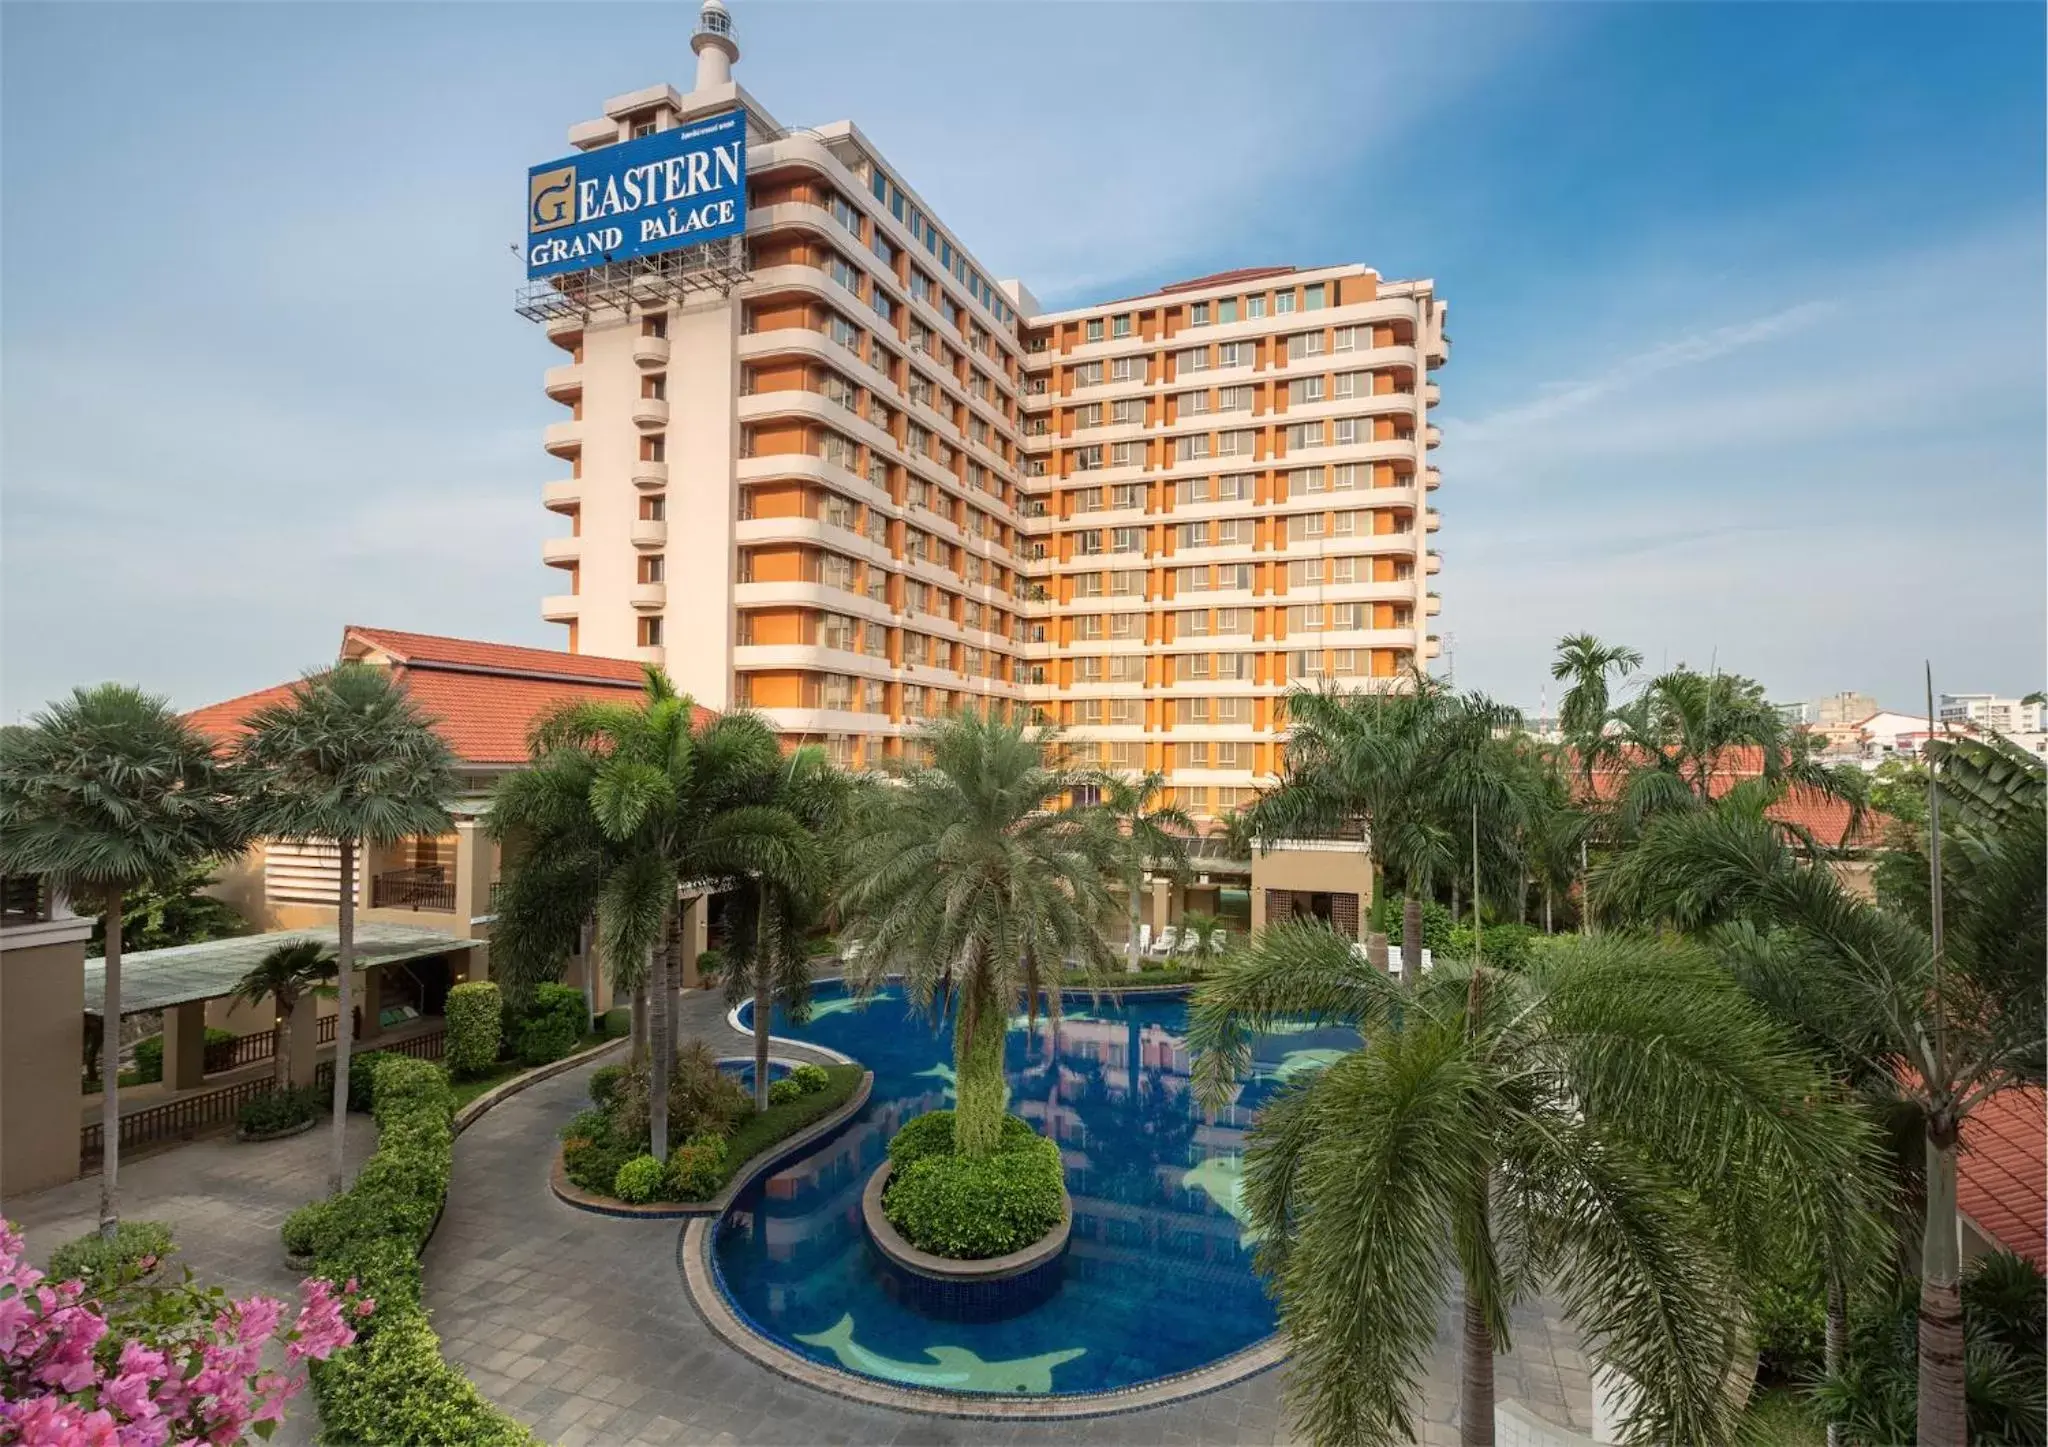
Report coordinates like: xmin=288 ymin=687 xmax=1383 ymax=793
xmin=599 ymin=1006 xmax=631 ymax=1039
xmin=348 ymin=1049 xmax=392 ymax=1113
xmin=883 ymin=1113 xmax=1065 ymax=1260
xmin=130 ymin=1027 xmax=237 ymax=1085
xmin=47 ymin=1220 xmax=175 ymax=1292
xmin=513 ymin=983 xmax=585 ymax=1066
xmin=444 ymin=981 xmax=502 ymax=1079
xmin=706 ymin=1064 xmax=863 ymax=1197
xmin=302 ymin=1054 xmax=533 ymax=1446
xmin=236 ymin=1084 xmax=324 ymax=1135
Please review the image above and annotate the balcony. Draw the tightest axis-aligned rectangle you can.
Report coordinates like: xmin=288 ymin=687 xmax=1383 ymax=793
xmin=541 ymin=478 xmax=581 ymax=512
xmin=636 ymin=644 xmax=666 ymax=669
xmin=541 ymin=594 xmax=580 ymax=622
xmin=634 ymin=334 xmax=671 ymax=368
xmin=1426 ymin=592 xmax=1442 ymax=616
xmin=1425 ymin=508 xmax=1441 ymax=532
xmin=543 ymin=421 xmax=582 ymax=458
xmin=1424 ymin=382 xmax=1441 ymax=407
xmin=631 ymin=581 xmax=667 ymax=609
xmin=630 ymin=517 xmax=668 ymax=548
xmin=545 ymin=315 xmax=583 ymax=350
xmin=1424 ymin=424 xmax=1442 ymax=449
xmin=1424 ymin=466 xmax=1441 ymax=491
xmin=543 ymin=363 xmax=582 ymax=401
xmin=370 ymin=867 xmax=453 ymax=913
xmin=632 ymin=459 xmax=669 ymax=489
xmin=541 ymin=535 xmax=581 ymax=566
xmin=632 ymin=396 xmax=670 ymax=428
xmin=1425 ymin=552 xmax=1442 ymax=575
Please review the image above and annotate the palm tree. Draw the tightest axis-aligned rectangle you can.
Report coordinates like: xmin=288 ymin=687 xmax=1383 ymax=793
xmin=1095 ymin=769 xmax=1193 ymax=971
xmin=1247 ymin=675 xmax=1523 ymax=982
xmin=1185 ymin=923 xmax=1880 ymax=1447
xmin=1548 ymin=633 xmax=1641 ymax=780
xmin=490 ymin=673 xmax=818 ymax=1154
xmin=0 ymin=684 xmax=243 ymax=1238
xmin=1595 ymin=735 xmax=2044 ymax=1447
xmin=234 ymin=664 xmax=456 ymax=1194
xmin=229 ymin=938 xmax=336 ymax=1090
xmin=838 ymin=709 xmax=1121 ymax=1157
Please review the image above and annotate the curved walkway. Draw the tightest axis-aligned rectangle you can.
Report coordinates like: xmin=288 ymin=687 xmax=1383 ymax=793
xmin=425 ymin=989 xmax=1594 ymax=1446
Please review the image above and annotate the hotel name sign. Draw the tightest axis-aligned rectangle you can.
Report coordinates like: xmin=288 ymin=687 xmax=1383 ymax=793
xmin=526 ymin=110 xmax=746 ymax=279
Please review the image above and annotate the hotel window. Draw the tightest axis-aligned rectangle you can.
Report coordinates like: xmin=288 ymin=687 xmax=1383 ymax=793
xmin=862 ymin=679 xmax=887 ymax=713
xmin=1305 ymin=284 xmax=1326 ymax=311
xmin=1293 ymin=649 xmax=1325 ymax=680
xmin=1110 ymin=526 xmax=1143 ymax=553
xmin=1075 ymin=361 xmax=1104 ymax=387
xmin=1073 ymin=530 xmax=1104 ymax=556
xmin=1218 ymin=341 xmax=1252 ymax=368
xmin=821 ymin=370 xmax=859 ymax=412
xmin=1275 ymin=292 xmax=1296 ymax=314
xmin=821 ymin=493 xmax=858 ymax=531
xmin=1177 ymin=346 xmax=1209 ymax=373
xmin=1331 ymin=463 xmax=1364 ymax=491
xmin=1286 ymin=331 xmax=1325 ymax=361
xmin=1108 ymin=612 xmax=1139 ymax=640
xmin=903 ymin=633 xmax=928 ymax=666
xmin=1334 ymin=418 xmax=1362 ymax=446
xmin=1290 ymin=513 xmax=1329 ymax=541
xmin=1246 ymin=295 xmax=1266 ymax=319
xmin=1216 ymin=429 xmax=1255 ymax=458
xmin=1287 ymin=558 xmax=1321 ymax=586
xmin=1178 ymin=476 xmax=1211 ymax=505
xmin=1075 ymin=656 xmax=1105 ymax=682
xmin=1289 ymin=604 xmax=1325 ymax=632
xmin=816 ymin=674 xmax=855 ymax=711
xmin=1179 ymin=741 xmax=1211 ymax=769
xmin=1076 ymin=403 xmax=1105 ymax=430
xmin=1216 ymin=518 xmax=1249 ymax=548
xmin=1109 ymin=568 xmax=1145 ymax=596
xmin=1332 ymin=510 xmax=1359 ymax=536
xmin=644 ymin=373 xmax=667 ymax=400
xmin=870 ymin=232 xmax=898 ymax=269
xmin=1287 ymin=421 xmax=1325 ymax=450
xmin=639 ymin=616 xmax=663 ymax=646
xmin=818 ymin=612 xmax=858 ymax=650
xmin=1190 ymin=302 xmax=1210 ymax=326
xmin=1332 ymin=556 xmax=1358 ymax=583
xmin=1174 ymin=698 xmax=1211 ymax=725
xmin=1215 ymin=742 xmax=1245 ymax=770
xmin=1074 ymin=444 xmax=1104 ymax=471
xmin=1110 ymin=441 xmax=1139 ymax=468
xmin=1074 ymin=614 xmax=1104 ymax=641
xmin=911 ymin=271 xmax=934 ymax=304
xmin=1086 ymin=319 xmax=1105 ymax=343
xmin=1216 ymin=473 xmax=1252 ymax=501
xmin=828 ymin=192 xmax=861 ymax=234
xmin=862 ymin=621 xmax=889 ymax=657
xmin=1108 ymin=742 xmax=1143 ymax=770
xmin=1074 ymin=485 xmax=1105 ymax=514
xmin=1333 ymin=325 xmax=1359 ymax=352
xmin=1334 ymin=372 xmax=1365 ymax=399
xmin=1178 ymin=608 xmax=1211 ymax=636
xmin=819 ymin=431 xmax=858 ymax=471
xmin=1218 ymin=298 xmax=1238 ymax=324
xmin=1217 ymin=385 xmax=1253 ymax=413
xmin=638 ymin=555 xmax=665 ymax=584
xmin=640 ymin=494 xmax=666 ymax=521
xmin=872 ymin=289 xmax=898 ymax=325
xmin=1104 ymin=482 xmax=1139 ymax=510
xmin=632 ymin=119 xmax=659 ymax=138
xmin=1293 ymin=465 xmax=1327 ymax=494
xmin=1217 ymin=652 xmax=1254 ymax=681
xmin=1331 ymin=649 xmax=1365 ymax=677
xmin=1075 ymin=572 xmax=1107 ymax=598
xmin=1108 ymin=698 xmax=1142 ymax=725
xmin=906 ymin=422 xmax=931 ymax=456
xmin=642 ymin=313 xmax=668 ymax=339
xmin=643 ymin=434 xmax=666 ymax=461
xmin=1175 ymin=434 xmax=1211 ymax=462
xmin=1331 ymin=603 xmax=1367 ymax=631
xmin=1111 ymin=356 xmax=1141 ymax=382
xmin=1178 ymin=654 xmax=1213 ymax=681
xmin=963 ymin=647 xmax=986 ymax=678
xmin=1112 ymin=314 xmax=1132 ymax=338
xmin=905 ymin=477 xmax=932 ymax=509
xmin=1073 ymin=699 xmax=1104 ymax=725
xmin=1177 ymin=522 xmax=1208 ymax=549
xmin=829 ymin=314 xmax=860 ymax=352
xmin=1289 ymin=376 xmax=1326 ymax=405
xmin=1109 ymin=655 xmax=1147 ymax=682
xmin=1110 ymin=398 xmax=1144 ymax=425
xmin=1178 ymin=389 xmax=1211 ymax=416
xmin=819 ymin=553 xmax=856 ymax=591
xmin=828 ymin=254 xmax=860 ymax=294
xmin=1178 ymin=565 xmax=1209 ymax=592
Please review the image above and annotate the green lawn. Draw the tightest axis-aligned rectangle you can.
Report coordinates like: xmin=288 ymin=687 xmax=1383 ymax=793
xmin=448 ymin=1032 xmax=612 ymax=1112
xmin=1738 ymin=1385 xmax=1826 ymax=1447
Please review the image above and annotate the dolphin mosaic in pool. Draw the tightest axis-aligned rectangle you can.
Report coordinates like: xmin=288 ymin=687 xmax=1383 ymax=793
xmin=795 ymin=1314 xmax=1086 ymax=1394
xmin=806 ymin=989 xmax=896 ymax=1020
xmin=714 ymin=983 xmax=1357 ymax=1396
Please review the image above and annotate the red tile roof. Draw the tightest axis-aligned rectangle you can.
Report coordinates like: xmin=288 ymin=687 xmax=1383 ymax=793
xmin=185 ymin=627 xmax=697 ymax=768
xmin=1153 ymin=265 xmax=1299 ymax=295
xmin=1959 ymin=1087 xmax=2046 ymax=1266
xmin=1580 ymin=746 xmax=1876 ymax=848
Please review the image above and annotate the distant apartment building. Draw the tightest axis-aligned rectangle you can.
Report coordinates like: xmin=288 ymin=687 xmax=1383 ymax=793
xmin=1938 ymin=692 xmax=2046 ymax=736
xmin=530 ymin=0 xmax=1444 ymax=826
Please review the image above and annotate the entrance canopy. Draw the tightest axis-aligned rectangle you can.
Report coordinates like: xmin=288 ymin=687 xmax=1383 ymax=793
xmin=84 ymin=923 xmax=482 ymax=1017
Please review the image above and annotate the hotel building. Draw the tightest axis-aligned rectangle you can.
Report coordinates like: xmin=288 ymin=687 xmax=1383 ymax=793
xmin=534 ymin=0 xmax=1444 ymax=829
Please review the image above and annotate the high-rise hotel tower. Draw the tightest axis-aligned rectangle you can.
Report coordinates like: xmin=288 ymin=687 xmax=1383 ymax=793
xmin=532 ymin=0 xmax=1444 ymax=824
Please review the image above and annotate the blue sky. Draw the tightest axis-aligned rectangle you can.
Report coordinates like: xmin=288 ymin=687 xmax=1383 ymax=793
xmin=3 ymin=2 xmax=2041 ymax=721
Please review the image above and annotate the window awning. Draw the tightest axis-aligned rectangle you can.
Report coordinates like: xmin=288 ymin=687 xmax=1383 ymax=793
xmin=84 ymin=923 xmax=482 ymax=1017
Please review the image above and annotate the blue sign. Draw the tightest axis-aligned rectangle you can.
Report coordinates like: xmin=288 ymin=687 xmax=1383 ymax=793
xmin=525 ymin=110 xmax=746 ymax=280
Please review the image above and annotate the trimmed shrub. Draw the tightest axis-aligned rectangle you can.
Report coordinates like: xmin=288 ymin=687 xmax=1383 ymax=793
xmin=767 ymin=1077 xmax=802 ymax=1106
xmin=130 ymin=1027 xmax=237 ymax=1085
xmin=886 ymin=1109 xmax=1034 ymax=1170
xmin=303 ymin=1053 xmax=531 ymax=1444
xmin=790 ymin=1062 xmax=830 ymax=1095
xmin=884 ymin=1125 xmax=1065 ymax=1260
xmin=238 ymin=1084 xmax=324 ymax=1136
xmin=348 ymin=1049 xmax=393 ymax=1112
xmin=281 ymin=1200 xmax=332 ymax=1260
xmin=513 ymin=983 xmax=586 ymax=1066
xmin=444 ymin=981 xmax=502 ymax=1079
xmin=47 ymin=1220 xmax=175 ymax=1292
xmin=611 ymin=1155 xmax=665 ymax=1204
xmin=599 ymin=1005 xmax=631 ymax=1039
xmin=588 ymin=1063 xmax=628 ymax=1111
xmin=694 ymin=945 xmax=726 ymax=983
xmin=667 ymin=1134 xmax=728 ymax=1200
xmin=1443 ymin=922 xmax=1541 ymax=971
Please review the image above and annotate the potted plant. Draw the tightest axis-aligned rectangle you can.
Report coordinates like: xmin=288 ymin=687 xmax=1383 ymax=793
xmin=695 ymin=945 xmax=726 ymax=989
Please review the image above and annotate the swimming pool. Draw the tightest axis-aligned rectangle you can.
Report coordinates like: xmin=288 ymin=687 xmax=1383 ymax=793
xmin=710 ymin=981 xmax=1354 ymax=1398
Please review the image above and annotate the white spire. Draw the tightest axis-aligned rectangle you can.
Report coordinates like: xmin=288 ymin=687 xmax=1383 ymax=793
xmin=692 ymin=0 xmax=739 ymax=91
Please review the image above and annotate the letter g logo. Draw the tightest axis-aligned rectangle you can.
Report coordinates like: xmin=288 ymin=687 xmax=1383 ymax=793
xmin=530 ymin=166 xmax=576 ymax=233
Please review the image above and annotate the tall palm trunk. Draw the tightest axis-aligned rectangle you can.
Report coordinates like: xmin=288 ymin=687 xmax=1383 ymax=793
xmin=1824 ymin=1272 xmax=1847 ymax=1447
xmin=1459 ymin=1284 xmax=1496 ymax=1447
xmin=752 ymin=898 xmax=773 ymax=1112
xmin=648 ymin=925 xmax=672 ymax=1163
xmin=630 ymin=982 xmax=647 ymax=1067
xmin=328 ymin=837 xmax=355 ymax=1196
xmin=1400 ymin=892 xmax=1423 ymax=986
xmin=98 ymin=886 xmax=124 ymax=1240
xmin=273 ymin=990 xmax=295 ymax=1091
xmin=953 ymin=968 xmax=1007 ymax=1158
xmin=1542 ymin=888 xmax=1553 ymax=936
xmin=1916 ymin=1127 xmax=1967 ymax=1447
xmin=1127 ymin=872 xmax=1144 ymax=973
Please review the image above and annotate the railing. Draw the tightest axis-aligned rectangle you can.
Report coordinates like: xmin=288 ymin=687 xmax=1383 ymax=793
xmin=381 ymin=1028 xmax=446 ymax=1062
xmin=1 ymin=874 xmax=50 ymax=924
xmin=203 ymin=1030 xmax=275 ymax=1074
xmin=369 ymin=867 xmax=453 ymax=912
xmin=81 ymin=1076 xmax=278 ymax=1168
xmin=317 ymin=1014 xmax=337 ymax=1044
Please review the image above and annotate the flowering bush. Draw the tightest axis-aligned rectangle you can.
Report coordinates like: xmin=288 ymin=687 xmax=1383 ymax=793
xmin=0 ymin=1219 xmax=363 ymax=1446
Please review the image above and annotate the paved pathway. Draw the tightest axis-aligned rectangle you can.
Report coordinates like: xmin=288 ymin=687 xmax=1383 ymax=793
xmin=424 ymin=990 xmax=1594 ymax=1446
xmin=7 ymin=1113 xmax=378 ymax=1447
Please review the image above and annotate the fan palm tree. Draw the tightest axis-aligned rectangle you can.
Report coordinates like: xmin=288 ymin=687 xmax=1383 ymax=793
xmin=721 ymin=744 xmax=846 ymax=1110
xmin=1594 ymin=735 xmax=2044 ymax=1447
xmin=0 ymin=685 xmax=244 ymax=1238
xmin=490 ymin=673 xmax=818 ymax=1154
xmin=1247 ymin=675 xmax=1523 ymax=982
xmin=1548 ymin=633 xmax=1641 ymax=780
xmin=1095 ymin=769 xmax=1194 ymax=971
xmin=837 ymin=709 xmax=1122 ymax=1158
xmin=1186 ymin=923 xmax=1880 ymax=1447
xmin=234 ymin=664 xmax=457 ymax=1194
xmin=230 ymin=938 xmax=336 ymax=1089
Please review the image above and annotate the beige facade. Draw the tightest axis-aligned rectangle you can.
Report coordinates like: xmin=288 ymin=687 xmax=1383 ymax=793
xmin=1249 ymin=846 xmax=1377 ymax=942
xmin=537 ymin=3 xmax=1445 ymax=818
xmin=1 ymin=891 xmax=89 ymax=1197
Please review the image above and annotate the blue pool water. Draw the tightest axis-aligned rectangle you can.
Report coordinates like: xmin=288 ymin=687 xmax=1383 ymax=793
xmin=712 ymin=982 xmax=1354 ymax=1396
